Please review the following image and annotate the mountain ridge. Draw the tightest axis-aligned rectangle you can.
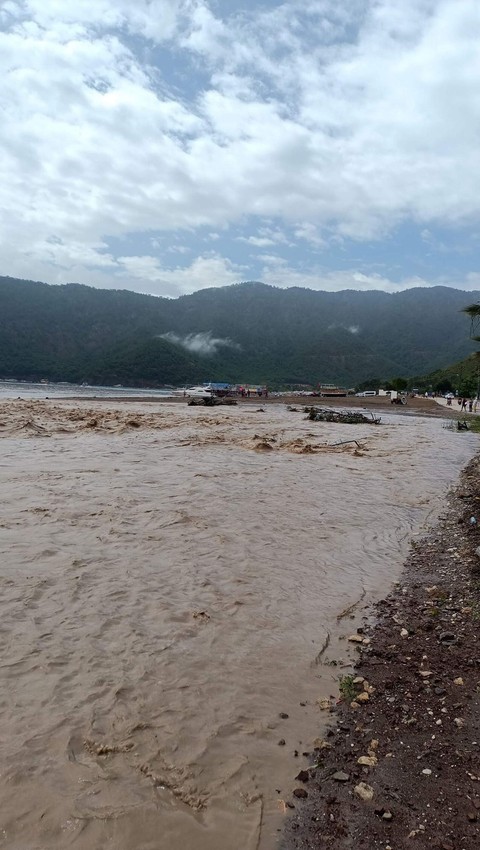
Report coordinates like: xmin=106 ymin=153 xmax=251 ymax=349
xmin=0 ymin=275 xmax=477 ymax=387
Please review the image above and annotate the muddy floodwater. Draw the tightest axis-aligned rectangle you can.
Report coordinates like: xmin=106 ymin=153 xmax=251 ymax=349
xmin=0 ymin=400 xmax=477 ymax=850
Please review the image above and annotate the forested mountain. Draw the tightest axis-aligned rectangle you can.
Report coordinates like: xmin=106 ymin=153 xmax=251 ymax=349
xmin=0 ymin=275 xmax=477 ymax=387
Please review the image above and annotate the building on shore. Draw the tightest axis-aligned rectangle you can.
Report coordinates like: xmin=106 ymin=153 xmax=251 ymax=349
xmin=317 ymin=384 xmax=349 ymax=397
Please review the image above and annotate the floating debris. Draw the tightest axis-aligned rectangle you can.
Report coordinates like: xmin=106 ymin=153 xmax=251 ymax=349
xmin=305 ymin=407 xmax=381 ymax=425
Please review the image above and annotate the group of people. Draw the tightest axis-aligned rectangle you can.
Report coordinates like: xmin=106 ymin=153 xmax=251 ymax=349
xmin=238 ymin=387 xmax=268 ymax=398
xmin=460 ymin=397 xmax=477 ymax=412
xmin=447 ymin=396 xmax=478 ymax=412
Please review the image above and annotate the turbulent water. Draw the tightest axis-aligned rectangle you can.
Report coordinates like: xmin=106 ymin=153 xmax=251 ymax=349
xmin=0 ymin=399 xmax=477 ymax=850
xmin=0 ymin=380 xmax=175 ymax=400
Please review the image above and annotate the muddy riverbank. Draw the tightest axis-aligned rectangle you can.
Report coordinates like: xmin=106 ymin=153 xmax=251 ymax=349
xmin=66 ymin=394 xmax=451 ymax=417
xmin=281 ymin=455 xmax=480 ymax=850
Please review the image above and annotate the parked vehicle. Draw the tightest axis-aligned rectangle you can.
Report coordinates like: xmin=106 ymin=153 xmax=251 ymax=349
xmin=390 ymin=391 xmax=407 ymax=405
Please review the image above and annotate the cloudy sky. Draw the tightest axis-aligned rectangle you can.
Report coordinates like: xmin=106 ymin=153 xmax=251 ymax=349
xmin=1 ymin=0 xmax=480 ymax=297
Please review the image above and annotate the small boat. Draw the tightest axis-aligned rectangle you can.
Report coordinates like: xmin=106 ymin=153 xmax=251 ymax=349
xmin=180 ymin=385 xmax=215 ymax=399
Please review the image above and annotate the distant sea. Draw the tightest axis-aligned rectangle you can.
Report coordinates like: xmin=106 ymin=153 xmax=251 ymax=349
xmin=0 ymin=381 xmax=176 ymax=400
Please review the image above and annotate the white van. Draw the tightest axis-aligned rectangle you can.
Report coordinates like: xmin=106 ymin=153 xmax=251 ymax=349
xmin=355 ymin=390 xmax=376 ymax=397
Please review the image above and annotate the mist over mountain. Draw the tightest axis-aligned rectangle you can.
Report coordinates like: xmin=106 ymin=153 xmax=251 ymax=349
xmin=0 ymin=276 xmax=477 ymax=387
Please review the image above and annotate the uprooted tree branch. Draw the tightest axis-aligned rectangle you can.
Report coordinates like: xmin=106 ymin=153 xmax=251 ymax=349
xmin=304 ymin=407 xmax=382 ymax=425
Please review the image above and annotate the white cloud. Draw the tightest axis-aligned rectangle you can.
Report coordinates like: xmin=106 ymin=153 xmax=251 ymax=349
xmin=15 ymin=1 xmax=198 ymax=43
xmin=294 ymin=222 xmax=326 ymax=248
xmin=116 ymin=253 xmax=247 ymax=296
xmin=160 ymin=330 xmax=240 ymax=355
xmin=239 ymin=236 xmax=276 ymax=248
xmin=258 ymin=259 xmax=433 ymax=293
xmin=237 ymin=226 xmax=291 ymax=248
xmin=328 ymin=323 xmax=361 ymax=334
xmin=1 ymin=1 xmax=480 ymax=293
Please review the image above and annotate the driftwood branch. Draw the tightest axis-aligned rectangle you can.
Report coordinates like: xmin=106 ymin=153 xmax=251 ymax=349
xmin=311 ymin=631 xmax=331 ymax=666
xmin=336 ymin=588 xmax=367 ymax=622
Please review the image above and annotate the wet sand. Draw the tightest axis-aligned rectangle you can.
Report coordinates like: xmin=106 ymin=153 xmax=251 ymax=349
xmin=0 ymin=399 xmax=477 ymax=850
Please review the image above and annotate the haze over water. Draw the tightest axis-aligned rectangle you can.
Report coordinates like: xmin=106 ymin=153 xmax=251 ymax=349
xmin=0 ymin=398 xmax=476 ymax=850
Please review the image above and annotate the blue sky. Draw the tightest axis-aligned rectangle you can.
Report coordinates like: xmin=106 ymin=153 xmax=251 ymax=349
xmin=1 ymin=1 xmax=480 ymax=297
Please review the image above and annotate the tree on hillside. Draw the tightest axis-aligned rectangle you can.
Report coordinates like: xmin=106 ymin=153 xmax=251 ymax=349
xmin=463 ymin=304 xmax=480 ymax=397
xmin=434 ymin=378 xmax=454 ymax=394
xmin=463 ymin=303 xmax=480 ymax=341
xmin=390 ymin=376 xmax=408 ymax=391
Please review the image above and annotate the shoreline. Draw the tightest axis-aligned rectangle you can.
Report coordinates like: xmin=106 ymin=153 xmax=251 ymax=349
xmin=37 ymin=394 xmax=460 ymax=419
xmin=280 ymin=455 xmax=480 ymax=850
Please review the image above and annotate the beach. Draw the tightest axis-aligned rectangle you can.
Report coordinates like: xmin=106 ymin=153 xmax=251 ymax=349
xmin=0 ymin=397 xmax=477 ymax=850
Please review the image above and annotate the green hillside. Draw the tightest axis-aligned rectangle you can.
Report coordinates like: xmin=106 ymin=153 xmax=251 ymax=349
xmin=413 ymin=353 xmax=480 ymax=397
xmin=0 ymin=276 xmax=477 ymax=387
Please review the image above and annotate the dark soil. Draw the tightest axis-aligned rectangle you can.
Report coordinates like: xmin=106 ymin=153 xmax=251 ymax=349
xmin=281 ymin=455 xmax=480 ymax=850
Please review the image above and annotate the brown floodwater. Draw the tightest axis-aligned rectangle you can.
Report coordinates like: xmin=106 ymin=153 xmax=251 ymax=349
xmin=0 ymin=400 xmax=477 ymax=850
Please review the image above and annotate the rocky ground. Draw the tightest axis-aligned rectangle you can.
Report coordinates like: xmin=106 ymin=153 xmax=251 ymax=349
xmin=281 ymin=455 xmax=480 ymax=850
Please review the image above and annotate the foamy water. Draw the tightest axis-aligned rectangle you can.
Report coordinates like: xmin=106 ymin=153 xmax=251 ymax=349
xmin=0 ymin=400 xmax=477 ymax=850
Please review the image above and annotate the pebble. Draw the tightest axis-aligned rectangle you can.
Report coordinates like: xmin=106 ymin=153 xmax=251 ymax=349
xmin=356 ymin=692 xmax=370 ymax=702
xmin=313 ymin=738 xmax=332 ymax=750
xmin=295 ymin=770 xmax=309 ymax=783
xmin=400 ymin=628 xmax=409 ymax=637
xmin=348 ymin=634 xmax=364 ymax=643
xmin=439 ymin=632 xmax=457 ymax=645
xmin=293 ymin=788 xmax=308 ymax=799
xmin=279 ymin=712 xmax=289 ymax=719
xmin=422 ymin=768 xmax=432 ymax=776
xmin=332 ymin=771 xmax=350 ymax=783
xmin=453 ymin=677 xmax=464 ymax=686
xmin=358 ymin=755 xmax=377 ymax=767
xmin=354 ymin=782 xmax=374 ymax=802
